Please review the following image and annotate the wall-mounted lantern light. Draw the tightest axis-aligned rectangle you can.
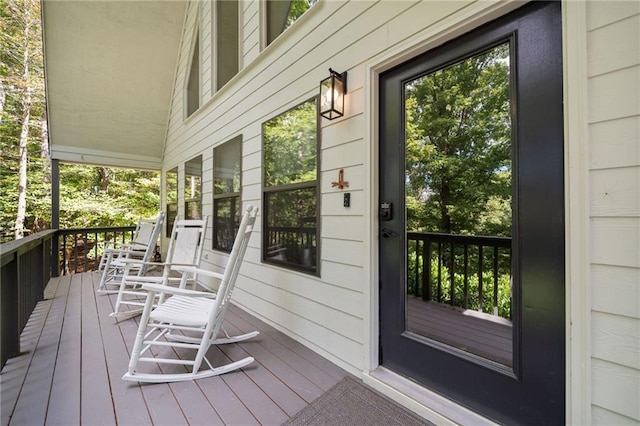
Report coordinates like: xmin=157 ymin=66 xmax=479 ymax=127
xmin=320 ymin=68 xmax=347 ymax=120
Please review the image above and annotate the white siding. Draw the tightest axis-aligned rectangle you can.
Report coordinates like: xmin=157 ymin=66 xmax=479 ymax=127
xmin=159 ymin=0 xmax=640 ymax=422
xmin=587 ymin=2 xmax=640 ymax=423
xmin=163 ymin=0 xmax=484 ymax=374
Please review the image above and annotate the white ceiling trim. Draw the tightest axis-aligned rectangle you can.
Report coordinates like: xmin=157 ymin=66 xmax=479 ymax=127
xmin=51 ymin=144 xmax=162 ymax=171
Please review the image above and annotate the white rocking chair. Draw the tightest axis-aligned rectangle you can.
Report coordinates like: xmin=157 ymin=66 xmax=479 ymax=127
xmin=97 ymin=211 xmax=165 ymax=294
xmin=123 ymin=206 xmax=258 ymax=383
xmin=110 ymin=216 xmax=208 ymax=319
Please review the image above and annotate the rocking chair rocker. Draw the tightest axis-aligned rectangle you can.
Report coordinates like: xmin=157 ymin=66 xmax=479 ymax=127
xmin=123 ymin=206 xmax=259 ymax=383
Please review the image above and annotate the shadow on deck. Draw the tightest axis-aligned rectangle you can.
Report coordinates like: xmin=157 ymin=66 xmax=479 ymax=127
xmin=1 ymin=271 xmax=348 ymax=425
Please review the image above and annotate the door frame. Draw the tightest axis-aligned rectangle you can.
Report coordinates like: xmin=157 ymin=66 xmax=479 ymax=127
xmin=362 ymin=1 xmax=591 ymax=424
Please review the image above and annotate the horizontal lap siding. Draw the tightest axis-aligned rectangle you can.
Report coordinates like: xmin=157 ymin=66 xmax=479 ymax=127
xmin=162 ymin=0 xmax=499 ymax=374
xmin=587 ymin=2 xmax=640 ymax=423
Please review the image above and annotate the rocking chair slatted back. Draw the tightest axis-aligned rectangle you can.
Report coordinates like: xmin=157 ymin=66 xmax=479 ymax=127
xmin=109 ymin=216 xmax=208 ymax=318
xmin=97 ymin=210 xmax=165 ymax=292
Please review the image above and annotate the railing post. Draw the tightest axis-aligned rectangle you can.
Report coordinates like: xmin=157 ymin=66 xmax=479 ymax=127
xmin=423 ymin=240 xmax=430 ymax=301
xmin=493 ymin=246 xmax=499 ymax=316
xmin=463 ymin=244 xmax=469 ymax=309
xmin=52 ymin=159 xmax=60 ymax=277
xmin=437 ymin=242 xmax=442 ymax=302
xmin=478 ymin=245 xmax=484 ymax=313
xmin=1 ymin=253 xmax=20 ymax=368
xmin=449 ymin=243 xmax=454 ymax=306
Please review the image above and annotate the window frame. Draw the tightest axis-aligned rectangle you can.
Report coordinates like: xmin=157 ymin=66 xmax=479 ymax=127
xmin=261 ymin=97 xmax=321 ymax=275
xmin=165 ymin=167 xmax=179 ymax=237
xmin=212 ymin=135 xmax=243 ymax=253
xmin=185 ymin=20 xmax=201 ymax=119
xmin=212 ymin=0 xmax=239 ymax=93
xmin=262 ymin=0 xmax=317 ymax=48
xmin=184 ymin=155 xmax=203 ymax=220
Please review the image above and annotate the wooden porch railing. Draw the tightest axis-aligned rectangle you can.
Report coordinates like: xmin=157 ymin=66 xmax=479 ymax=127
xmin=407 ymin=232 xmax=512 ymax=319
xmin=0 ymin=230 xmax=55 ymax=368
xmin=0 ymin=226 xmax=137 ymax=369
xmin=265 ymin=226 xmax=317 ymax=271
xmin=57 ymin=226 xmax=136 ymax=274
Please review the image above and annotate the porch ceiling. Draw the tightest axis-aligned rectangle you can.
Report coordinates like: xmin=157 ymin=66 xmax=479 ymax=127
xmin=42 ymin=1 xmax=186 ymax=170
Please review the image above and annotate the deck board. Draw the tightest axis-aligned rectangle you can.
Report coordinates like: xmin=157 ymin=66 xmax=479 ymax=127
xmin=80 ymin=271 xmax=117 ymax=425
xmin=407 ymin=296 xmax=513 ymax=366
xmin=1 ymin=271 xmax=348 ymax=426
xmin=10 ymin=274 xmax=70 ymax=425
xmin=47 ymin=272 xmax=81 ymax=425
xmin=91 ymin=271 xmax=153 ymax=426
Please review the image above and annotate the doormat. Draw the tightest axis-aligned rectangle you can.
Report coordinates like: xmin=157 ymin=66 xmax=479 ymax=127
xmin=283 ymin=376 xmax=433 ymax=426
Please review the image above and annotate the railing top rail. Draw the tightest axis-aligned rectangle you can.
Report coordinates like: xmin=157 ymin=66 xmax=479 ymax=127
xmin=407 ymin=231 xmax=511 ymax=247
xmin=58 ymin=226 xmax=137 ymax=235
xmin=1 ymin=229 xmax=57 ymax=267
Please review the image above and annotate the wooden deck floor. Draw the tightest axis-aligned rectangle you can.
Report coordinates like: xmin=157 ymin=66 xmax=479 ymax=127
xmin=407 ymin=296 xmax=513 ymax=366
xmin=1 ymin=271 xmax=348 ymax=426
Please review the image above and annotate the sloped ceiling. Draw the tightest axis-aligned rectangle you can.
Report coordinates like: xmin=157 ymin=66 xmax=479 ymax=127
xmin=42 ymin=0 xmax=186 ymax=170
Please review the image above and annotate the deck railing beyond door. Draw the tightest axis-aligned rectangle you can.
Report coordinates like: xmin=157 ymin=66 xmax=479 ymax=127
xmin=407 ymin=232 xmax=512 ymax=319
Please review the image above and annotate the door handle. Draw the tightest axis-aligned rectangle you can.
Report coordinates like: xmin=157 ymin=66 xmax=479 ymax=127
xmin=381 ymin=227 xmax=398 ymax=238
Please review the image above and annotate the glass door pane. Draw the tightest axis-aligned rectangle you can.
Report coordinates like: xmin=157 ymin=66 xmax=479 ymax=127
xmin=404 ymin=42 xmax=513 ymax=366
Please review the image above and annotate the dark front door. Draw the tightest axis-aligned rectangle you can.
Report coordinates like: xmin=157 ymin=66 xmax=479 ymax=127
xmin=379 ymin=2 xmax=564 ymax=424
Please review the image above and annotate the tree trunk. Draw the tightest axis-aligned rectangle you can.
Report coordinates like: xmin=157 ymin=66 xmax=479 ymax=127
xmin=99 ymin=167 xmax=110 ymax=192
xmin=0 ymin=79 xmax=5 ymax=125
xmin=40 ymin=113 xmax=48 ymax=157
xmin=14 ymin=92 xmax=30 ymax=239
xmin=14 ymin=6 xmax=31 ymax=240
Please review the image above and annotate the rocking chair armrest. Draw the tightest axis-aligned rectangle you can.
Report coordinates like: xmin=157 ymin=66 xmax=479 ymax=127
xmin=117 ymin=242 xmax=149 ymax=250
xmin=141 ymin=283 xmax=215 ymax=298
xmin=118 ymin=258 xmax=163 ymax=267
xmin=173 ymin=266 xmax=224 ymax=281
xmin=103 ymin=246 xmax=147 ymax=256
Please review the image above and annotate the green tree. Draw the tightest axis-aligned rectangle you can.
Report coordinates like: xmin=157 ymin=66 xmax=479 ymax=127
xmin=405 ymin=43 xmax=512 ymax=237
xmin=57 ymin=164 xmax=160 ymax=230
xmin=0 ymin=0 xmax=47 ymax=240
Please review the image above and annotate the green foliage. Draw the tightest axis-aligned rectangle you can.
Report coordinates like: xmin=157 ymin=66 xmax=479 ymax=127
xmin=284 ymin=0 xmax=316 ymax=31
xmin=263 ymin=99 xmax=317 ymax=187
xmin=405 ymin=43 xmax=512 ymax=236
xmin=57 ymin=164 xmax=160 ymax=229
xmin=407 ymin=250 xmax=512 ymax=319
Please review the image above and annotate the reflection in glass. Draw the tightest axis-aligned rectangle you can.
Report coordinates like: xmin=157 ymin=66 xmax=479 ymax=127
xmin=165 ymin=167 xmax=178 ymax=236
xmin=265 ymin=187 xmax=317 ymax=271
xmin=263 ymin=100 xmax=317 ymax=187
xmin=262 ymin=98 xmax=318 ymax=274
xmin=214 ymin=137 xmax=241 ymax=194
xmin=404 ymin=42 xmax=513 ymax=366
xmin=185 ymin=155 xmax=202 ymax=220
xmin=214 ymin=197 xmax=240 ymax=252
xmin=213 ymin=136 xmax=242 ymax=252
xmin=267 ymin=0 xmax=317 ymax=45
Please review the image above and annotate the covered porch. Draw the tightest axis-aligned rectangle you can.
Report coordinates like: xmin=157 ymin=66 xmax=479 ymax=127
xmin=1 ymin=270 xmax=350 ymax=425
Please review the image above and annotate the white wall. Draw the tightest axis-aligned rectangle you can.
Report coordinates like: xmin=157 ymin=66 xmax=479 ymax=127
xmin=586 ymin=2 xmax=640 ymax=424
xmin=161 ymin=0 xmax=640 ymax=423
xmin=164 ymin=0 xmax=478 ymax=374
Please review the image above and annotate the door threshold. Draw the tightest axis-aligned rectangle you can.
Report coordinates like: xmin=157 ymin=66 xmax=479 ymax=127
xmin=364 ymin=367 xmax=498 ymax=426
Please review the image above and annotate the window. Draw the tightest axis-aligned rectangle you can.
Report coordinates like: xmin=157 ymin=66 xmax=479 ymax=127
xmin=214 ymin=0 xmax=238 ymax=90
xmin=262 ymin=98 xmax=319 ymax=274
xmin=184 ymin=155 xmax=202 ymax=220
xmin=266 ymin=0 xmax=316 ymax=46
xmin=165 ymin=167 xmax=178 ymax=236
xmin=213 ymin=136 xmax=242 ymax=252
xmin=186 ymin=27 xmax=200 ymax=117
